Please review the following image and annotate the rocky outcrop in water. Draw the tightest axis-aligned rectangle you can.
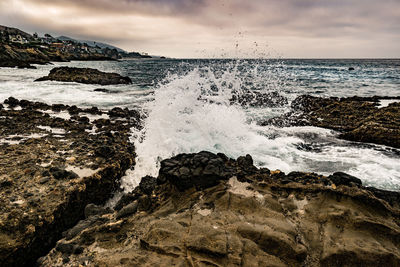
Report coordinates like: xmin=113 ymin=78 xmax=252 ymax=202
xmin=0 ymin=98 xmax=140 ymax=267
xmin=39 ymin=151 xmax=400 ymax=267
xmin=35 ymin=67 xmax=132 ymax=85
xmin=231 ymin=91 xmax=288 ymax=107
xmin=262 ymin=95 xmax=400 ymax=148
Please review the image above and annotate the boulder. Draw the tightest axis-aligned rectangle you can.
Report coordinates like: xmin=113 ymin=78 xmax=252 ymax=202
xmin=35 ymin=67 xmax=132 ymax=85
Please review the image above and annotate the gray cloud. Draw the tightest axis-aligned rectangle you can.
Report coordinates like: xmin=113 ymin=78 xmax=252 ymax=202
xmin=0 ymin=0 xmax=399 ymax=57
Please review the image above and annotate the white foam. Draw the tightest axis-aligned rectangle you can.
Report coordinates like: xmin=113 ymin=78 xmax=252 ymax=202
xmin=37 ymin=125 xmax=66 ymax=135
xmin=378 ymin=99 xmax=400 ymax=108
xmin=121 ymin=65 xmax=400 ymax=192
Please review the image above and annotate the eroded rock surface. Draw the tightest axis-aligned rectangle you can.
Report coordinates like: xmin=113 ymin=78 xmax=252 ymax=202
xmin=262 ymin=95 xmax=400 ymax=148
xmin=0 ymin=97 xmax=140 ymax=267
xmin=40 ymin=152 xmax=400 ymax=267
xmin=35 ymin=67 xmax=132 ymax=85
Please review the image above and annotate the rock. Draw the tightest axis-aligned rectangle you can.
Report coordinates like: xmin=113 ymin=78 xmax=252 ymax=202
xmin=40 ymin=152 xmax=400 ymax=267
xmin=0 ymin=98 xmax=137 ymax=267
xmin=230 ymin=90 xmax=288 ymax=107
xmin=116 ymin=201 xmax=138 ymax=219
xmin=4 ymin=96 xmax=20 ymax=107
xmin=139 ymin=175 xmax=157 ymax=195
xmin=84 ymin=204 xmax=110 ymax=218
xmin=94 ymin=145 xmax=115 ymax=158
xmin=263 ymin=95 xmax=400 ymax=148
xmin=328 ymin=172 xmax=362 ymax=187
xmin=49 ymin=167 xmax=78 ymax=180
xmin=35 ymin=67 xmax=132 ymax=85
xmin=159 ymin=151 xmax=230 ymax=191
xmin=349 ymin=67 xmax=355 ymax=71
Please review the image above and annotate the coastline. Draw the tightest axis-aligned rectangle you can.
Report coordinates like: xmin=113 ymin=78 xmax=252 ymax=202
xmin=0 ymin=96 xmax=399 ymax=266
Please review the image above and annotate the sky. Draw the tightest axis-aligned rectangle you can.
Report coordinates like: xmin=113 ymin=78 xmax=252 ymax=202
xmin=0 ymin=0 xmax=399 ymax=58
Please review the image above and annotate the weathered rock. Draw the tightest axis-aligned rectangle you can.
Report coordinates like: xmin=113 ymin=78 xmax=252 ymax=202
xmin=39 ymin=151 xmax=400 ymax=267
xmin=35 ymin=67 xmax=132 ymax=85
xmin=262 ymin=95 xmax=400 ymax=148
xmin=0 ymin=98 xmax=139 ymax=267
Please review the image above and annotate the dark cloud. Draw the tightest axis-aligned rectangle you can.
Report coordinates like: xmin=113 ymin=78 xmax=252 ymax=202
xmin=0 ymin=0 xmax=399 ymax=57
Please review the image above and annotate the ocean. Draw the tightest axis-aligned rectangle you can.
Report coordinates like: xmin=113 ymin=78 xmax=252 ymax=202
xmin=1 ymin=58 xmax=399 ymax=191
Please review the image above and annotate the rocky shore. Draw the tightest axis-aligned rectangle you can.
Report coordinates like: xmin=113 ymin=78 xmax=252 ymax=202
xmin=35 ymin=67 xmax=132 ymax=85
xmin=262 ymin=95 xmax=400 ymax=148
xmin=0 ymin=43 xmax=113 ymax=69
xmin=0 ymin=97 xmax=140 ymax=266
xmin=0 ymin=96 xmax=399 ymax=267
xmin=38 ymin=151 xmax=400 ymax=266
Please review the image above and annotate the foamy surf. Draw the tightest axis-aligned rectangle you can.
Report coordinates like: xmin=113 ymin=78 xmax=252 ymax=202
xmin=121 ymin=62 xmax=400 ymax=192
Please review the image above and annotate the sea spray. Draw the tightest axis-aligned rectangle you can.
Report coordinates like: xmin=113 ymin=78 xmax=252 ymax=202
xmin=121 ymin=60 xmax=400 ymax=192
xmin=120 ymin=60 xmax=296 ymax=191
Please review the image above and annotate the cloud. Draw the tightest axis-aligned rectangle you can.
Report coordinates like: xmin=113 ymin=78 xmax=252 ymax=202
xmin=0 ymin=0 xmax=399 ymax=57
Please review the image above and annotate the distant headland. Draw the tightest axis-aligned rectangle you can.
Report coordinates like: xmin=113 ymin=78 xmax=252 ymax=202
xmin=0 ymin=25 xmax=161 ymax=68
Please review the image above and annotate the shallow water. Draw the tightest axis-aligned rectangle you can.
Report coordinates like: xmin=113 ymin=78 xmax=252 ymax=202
xmin=1 ymin=59 xmax=399 ymax=191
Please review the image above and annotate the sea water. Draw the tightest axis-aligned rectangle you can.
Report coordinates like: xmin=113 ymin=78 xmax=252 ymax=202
xmin=0 ymin=59 xmax=399 ymax=191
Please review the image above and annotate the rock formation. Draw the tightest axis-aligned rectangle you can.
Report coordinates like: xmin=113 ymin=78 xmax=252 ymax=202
xmin=262 ymin=95 xmax=400 ymax=148
xmin=38 ymin=151 xmax=400 ymax=267
xmin=0 ymin=98 xmax=140 ymax=267
xmin=35 ymin=67 xmax=132 ymax=85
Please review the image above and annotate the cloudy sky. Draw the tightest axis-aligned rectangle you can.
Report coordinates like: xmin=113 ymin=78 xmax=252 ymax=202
xmin=0 ymin=0 xmax=399 ymax=58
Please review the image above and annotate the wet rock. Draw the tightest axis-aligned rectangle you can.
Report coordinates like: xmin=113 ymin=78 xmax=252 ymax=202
xmin=4 ymin=96 xmax=20 ymax=107
xmin=116 ymin=201 xmax=138 ymax=219
xmin=263 ymin=95 xmax=400 ymax=148
xmin=35 ymin=67 xmax=132 ymax=85
xmin=230 ymin=90 xmax=288 ymax=107
xmin=159 ymin=151 xmax=231 ymax=191
xmin=328 ymin=172 xmax=362 ymax=187
xmin=84 ymin=203 xmax=110 ymax=218
xmin=139 ymin=175 xmax=157 ymax=195
xmin=49 ymin=167 xmax=78 ymax=180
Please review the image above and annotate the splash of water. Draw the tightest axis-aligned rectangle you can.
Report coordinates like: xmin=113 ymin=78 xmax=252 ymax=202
xmin=121 ymin=60 xmax=400 ymax=192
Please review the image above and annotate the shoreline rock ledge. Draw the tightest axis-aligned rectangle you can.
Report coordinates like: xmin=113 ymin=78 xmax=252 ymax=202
xmin=0 ymin=97 xmax=139 ymax=267
xmin=40 ymin=151 xmax=400 ymax=266
xmin=35 ymin=67 xmax=132 ymax=85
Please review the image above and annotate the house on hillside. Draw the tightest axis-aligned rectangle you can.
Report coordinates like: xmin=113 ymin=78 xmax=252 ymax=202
xmin=9 ymin=34 xmax=28 ymax=44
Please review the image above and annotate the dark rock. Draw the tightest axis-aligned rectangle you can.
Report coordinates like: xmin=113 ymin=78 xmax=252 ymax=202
xmin=115 ymin=192 xmax=140 ymax=211
xmin=4 ymin=96 xmax=20 ymax=107
xmin=328 ymin=172 xmax=362 ymax=187
xmin=230 ymin=91 xmax=288 ymax=107
xmin=349 ymin=67 xmax=355 ymax=71
xmin=116 ymin=201 xmax=138 ymax=219
xmin=139 ymin=175 xmax=157 ymax=195
xmin=49 ymin=167 xmax=78 ymax=180
xmin=159 ymin=151 xmax=229 ymax=191
xmin=95 ymin=145 xmax=115 ymax=158
xmin=264 ymin=95 xmax=400 ymax=148
xmin=35 ymin=67 xmax=132 ymax=85
xmin=39 ymin=177 xmax=50 ymax=184
xmin=84 ymin=204 xmax=110 ymax=218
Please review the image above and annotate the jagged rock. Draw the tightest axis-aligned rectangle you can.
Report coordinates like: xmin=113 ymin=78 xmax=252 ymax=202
xmin=262 ymin=95 xmax=400 ymax=148
xmin=230 ymin=90 xmax=288 ymax=107
xmin=35 ymin=67 xmax=132 ymax=85
xmin=0 ymin=98 xmax=138 ymax=267
xmin=39 ymin=151 xmax=400 ymax=267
